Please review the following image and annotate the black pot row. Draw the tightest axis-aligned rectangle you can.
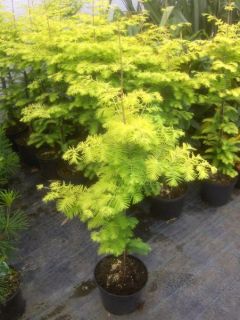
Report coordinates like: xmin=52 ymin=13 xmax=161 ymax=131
xmin=5 ymin=126 xmax=240 ymax=317
xmin=151 ymin=177 xmax=238 ymax=221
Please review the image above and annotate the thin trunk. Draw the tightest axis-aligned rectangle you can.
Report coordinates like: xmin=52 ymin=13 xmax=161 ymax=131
xmin=92 ymin=0 xmax=96 ymax=41
xmin=27 ymin=0 xmax=33 ymax=27
xmin=5 ymin=207 xmax=10 ymax=238
xmin=43 ymin=0 xmax=51 ymax=37
xmin=23 ymin=71 xmax=29 ymax=99
xmin=1 ymin=77 xmax=6 ymax=90
xmin=11 ymin=0 xmax=16 ymax=29
xmin=219 ymin=102 xmax=225 ymax=141
xmin=117 ymin=23 xmax=126 ymax=124
xmin=122 ymin=250 xmax=127 ymax=279
xmin=8 ymin=71 xmax=13 ymax=84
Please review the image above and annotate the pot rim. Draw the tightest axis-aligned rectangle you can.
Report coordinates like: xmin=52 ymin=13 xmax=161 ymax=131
xmin=156 ymin=187 xmax=188 ymax=202
xmin=94 ymin=255 xmax=148 ymax=298
xmin=203 ymin=175 xmax=238 ymax=187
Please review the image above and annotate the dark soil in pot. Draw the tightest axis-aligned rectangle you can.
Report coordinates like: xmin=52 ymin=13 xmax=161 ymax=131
xmin=0 ymin=268 xmax=26 ymax=320
xmin=94 ymin=255 xmax=148 ymax=315
xmin=201 ymin=173 xmax=237 ymax=206
xmin=57 ymin=162 xmax=92 ymax=186
xmin=15 ymin=131 xmax=38 ymax=167
xmin=5 ymin=123 xmax=28 ymax=152
xmin=150 ymin=185 xmax=187 ymax=220
xmin=36 ymin=148 xmax=59 ymax=180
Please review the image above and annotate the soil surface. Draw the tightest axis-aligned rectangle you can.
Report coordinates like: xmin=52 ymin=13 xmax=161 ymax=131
xmin=36 ymin=149 xmax=59 ymax=161
xmin=159 ymin=184 xmax=186 ymax=199
xmin=95 ymin=255 xmax=147 ymax=295
xmin=208 ymin=173 xmax=236 ymax=186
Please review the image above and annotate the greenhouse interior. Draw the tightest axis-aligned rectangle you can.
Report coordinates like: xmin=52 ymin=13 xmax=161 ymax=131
xmin=0 ymin=0 xmax=240 ymax=319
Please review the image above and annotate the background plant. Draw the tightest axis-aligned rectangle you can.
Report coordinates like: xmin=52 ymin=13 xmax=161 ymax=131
xmin=0 ymin=190 xmax=27 ymax=303
xmin=0 ymin=129 xmax=19 ymax=186
xmin=118 ymin=0 xmax=240 ymax=36
xmin=191 ymin=19 xmax=240 ymax=177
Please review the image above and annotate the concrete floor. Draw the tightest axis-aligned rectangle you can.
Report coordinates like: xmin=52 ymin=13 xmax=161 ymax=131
xmin=12 ymin=165 xmax=240 ymax=320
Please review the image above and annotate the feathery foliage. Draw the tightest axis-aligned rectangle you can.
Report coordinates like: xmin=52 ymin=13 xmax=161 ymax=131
xmin=192 ymin=18 xmax=240 ymax=177
xmin=44 ymin=108 xmax=214 ymax=256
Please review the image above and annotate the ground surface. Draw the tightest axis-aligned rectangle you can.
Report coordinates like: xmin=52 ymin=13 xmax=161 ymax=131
xmin=11 ymin=165 xmax=240 ymax=320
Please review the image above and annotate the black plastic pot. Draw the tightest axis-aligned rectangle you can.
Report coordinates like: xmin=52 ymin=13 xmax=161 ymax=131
xmin=5 ymin=124 xmax=28 ymax=152
xmin=94 ymin=256 xmax=148 ymax=315
xmin=201 ymin=177 xmax=237 ymax=206
xmin=150 ymin=191 xmax=187 ymax=221
xmin=15 ymin=132 xmax=38 ymax=167
xmin=0 ymin=274 xmax=26 ymax=320
xmin=57 ymin=162 xmax=94 ymax=186
xmin=16 ymin=142 xmax=38 ymax=167
xmin=36 ymin=152 xmax=59 ymax=180
xmin=235 ymin=172 xmax=240 ymax=189
xmin=57 ymin=163 xmax=85 ymax=184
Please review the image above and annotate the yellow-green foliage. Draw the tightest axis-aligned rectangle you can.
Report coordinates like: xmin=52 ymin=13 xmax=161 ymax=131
xmin=189 ymin=19 xmax=240 ymax=176
xmin=1 ymin=2 xmax=240 ymax=256
xmin=0 ymin=7 xmax=199 ymax=148
xmin=44 ymin=107 xmax=214 ymax=255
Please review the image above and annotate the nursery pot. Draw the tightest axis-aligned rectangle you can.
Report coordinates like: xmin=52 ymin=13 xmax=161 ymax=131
xmin=234 ymin=166 xmax=240 ymax=189
xmin=15 ymin=132 xmax=38 ymax=167
xmin=5 ymin=124 xmax=28 ymax=152
xmin=57 ymin=162 xmax=86 ymax=185
xmin=201 ymin=177 xmax=237 ymax=206
xmin=94 ymin=255 xmax=148 ymax=315
xmin=150 ymin=190 xmax=187 ymax=221
xmin=0 ymin=269 xmax=26 ymax=320
xmin=36 ymin=149 xmax=59 ymax=180
xmin=235 ymin=174 xmax=240 ymax=189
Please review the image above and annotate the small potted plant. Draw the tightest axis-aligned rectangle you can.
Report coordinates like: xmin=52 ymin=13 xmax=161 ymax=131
xmin=0 ymin=190 xmax=28 ymax=320
xmin=0 ymin=130 xmax=19 ymax=188
xmin=150 ymin=144 xmax=214 ymax=220
xmin=42 ymin=110 xmax=213 ymax=314
xmin=197 ymin=103 xmax=240 ymax=206
xmin=21 ymin=103 xmax=76 ymax=178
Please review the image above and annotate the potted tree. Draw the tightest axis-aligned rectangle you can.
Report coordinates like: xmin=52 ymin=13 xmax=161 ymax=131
xmin=0 ymin=190 xmax=28 ymax=320
xmin=42 ymin=112 xmax=214 ymax=314
xmin=150 ymin=144 xmax=214 ymax=220
xmin=197 ymin=102 xmax=240 ymax=206
xmin=189 ymin=16 xmax=240 ymax=206
xmin=40 ymin=15 xmax=215 ymax=314
xmin=21 ymin=103 xmax=76 ymax=179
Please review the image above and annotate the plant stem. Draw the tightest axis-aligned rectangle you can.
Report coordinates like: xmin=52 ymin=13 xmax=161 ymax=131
xmin=92 ymin=0 xmax=96 ymax=41
xmin=1 ymin=77 xmax=6 ymax=90
xmin=11 ymin=0 xmax=16 ymax=29
xmin=5 ymin=206 xmax=10 ymax=238
xmin=117 ymin=22 xmax=126 ymax=124
xmin=23 ymin=71 xmax=29 ymax=99
xmin=43 ymin=0 xmax=51 ymax=37
xmin=27 ymin=0 xmax=33 ymax=27
xmin=123 ymin=249 xmax=127 ymax=279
